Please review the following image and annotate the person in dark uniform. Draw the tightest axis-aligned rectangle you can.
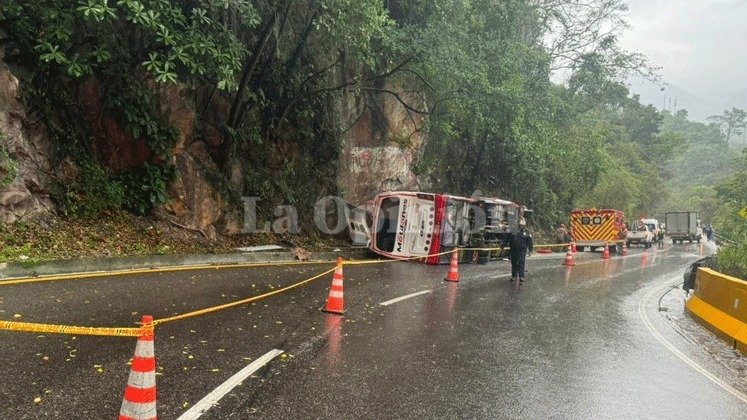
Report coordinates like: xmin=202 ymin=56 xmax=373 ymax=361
xmin=505 ymin=218 xmax=533 ymax=283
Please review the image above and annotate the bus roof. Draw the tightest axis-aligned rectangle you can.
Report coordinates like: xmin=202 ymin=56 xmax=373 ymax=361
xmin=374 ymin=191 xmax=474 ymax=202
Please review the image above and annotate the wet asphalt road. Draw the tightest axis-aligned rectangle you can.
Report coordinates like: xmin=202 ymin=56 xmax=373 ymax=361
xmin=1 ymin=242 xmax=746 ymax=419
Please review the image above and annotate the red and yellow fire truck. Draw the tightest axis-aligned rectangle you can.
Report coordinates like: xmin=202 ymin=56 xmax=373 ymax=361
xmin=570 ymin=209 xmax=627 ymax=252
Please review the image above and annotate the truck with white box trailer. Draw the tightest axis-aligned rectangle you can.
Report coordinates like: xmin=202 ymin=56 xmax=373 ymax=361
xmin=664 ymin=211 xmax=701 ymax=244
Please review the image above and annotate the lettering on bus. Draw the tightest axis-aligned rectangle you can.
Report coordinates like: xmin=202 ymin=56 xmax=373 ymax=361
xmin=395 ymin=198 xmax=409 ymax=253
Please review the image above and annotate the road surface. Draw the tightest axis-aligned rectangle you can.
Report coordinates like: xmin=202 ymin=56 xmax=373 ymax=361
xmin=0 ymin=241 xmax=745 ymax=418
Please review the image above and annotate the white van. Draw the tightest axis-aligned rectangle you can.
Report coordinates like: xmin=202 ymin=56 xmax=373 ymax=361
xmin=627 ymin=220 xmax=653 ymax=248
xmin=641 ymin=218 xmax=660 ymax=243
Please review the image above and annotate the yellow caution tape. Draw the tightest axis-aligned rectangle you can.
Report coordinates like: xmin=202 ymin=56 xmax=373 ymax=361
xmin=153 ymin=266 xmax=337 ymax=326
xmin=0 ymin=320 xmax=141 ymax=337
xmin=0 ymin=265 xmax=337 ymax=337
xmin=344 ymin=251 xmax=448 ymax=266
xmin=0 ymin=259 xmax=342 ymax=287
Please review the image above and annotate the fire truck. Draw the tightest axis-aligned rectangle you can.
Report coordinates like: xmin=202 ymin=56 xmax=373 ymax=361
xmin=570 ymin=209 xmax=627 ymax=253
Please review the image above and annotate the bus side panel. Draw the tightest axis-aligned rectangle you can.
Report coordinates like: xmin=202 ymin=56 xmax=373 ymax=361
xmin=426 ymin=194 xmax=446 ymax=264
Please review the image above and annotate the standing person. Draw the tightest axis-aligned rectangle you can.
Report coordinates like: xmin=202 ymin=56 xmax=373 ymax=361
xmin=504 ymin=218 xmax=533 ymax=283
xmin=705 ymin=224 xmax=714 ymax=242
xmin=555 ymin=223 xmax=568 ymax=251
xmin=657 ymin=223 xmax=665 ymax=248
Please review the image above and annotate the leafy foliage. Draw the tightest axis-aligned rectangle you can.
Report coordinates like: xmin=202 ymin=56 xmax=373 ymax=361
xmin=103 ymin=75 xmax=179 ymax=156
xmin=117 ymin=163 xmax=177 ymax=215
xmin=1 ymin=0 xmax=253 ymax=89
xmin=716 ymin=242 xmax=747 ymax=280
xmin=0 ymin=131 xmax=17 ymax=187
xmin=2 ymin=0 xmax=741 ymax=249
xmin=655 ymin=111 xmax=742 ymax=222
xmin=57 ymin=160 xmax=127 ymax=218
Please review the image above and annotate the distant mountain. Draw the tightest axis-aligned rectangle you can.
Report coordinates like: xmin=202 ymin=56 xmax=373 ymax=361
xmin=627 ymin=76 xmax=724 ymax=122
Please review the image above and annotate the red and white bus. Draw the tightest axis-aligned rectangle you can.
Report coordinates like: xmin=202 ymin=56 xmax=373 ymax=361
xmin=369 ymin=191 xmax=530 ymax=264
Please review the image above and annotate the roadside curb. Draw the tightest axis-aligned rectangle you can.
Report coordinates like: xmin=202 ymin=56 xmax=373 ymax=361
xmin=0 ymin=248 xmax=373 ymax=281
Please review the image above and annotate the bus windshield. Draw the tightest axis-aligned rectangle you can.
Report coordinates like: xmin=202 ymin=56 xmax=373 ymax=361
xmin=375 ymin=196 xmax=400 ymax=252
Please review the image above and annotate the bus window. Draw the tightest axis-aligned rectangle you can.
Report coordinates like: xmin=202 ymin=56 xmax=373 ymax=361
xmin=376 ymin=197 xmax=399 ymax=252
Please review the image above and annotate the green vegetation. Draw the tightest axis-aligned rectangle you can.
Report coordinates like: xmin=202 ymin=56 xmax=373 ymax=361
xmin=716 ymin=243 xmax=747 ymax=280
xmin=0 ymin=132 xmax=16 ymax=187
xmin=0 ymin=0 xmax=744 ymax=265
xmin=712 ymin=149 xmax=747 ymax=278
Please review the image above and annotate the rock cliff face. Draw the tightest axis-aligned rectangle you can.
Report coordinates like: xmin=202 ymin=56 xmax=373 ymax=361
xmin=78 ymin=78 xmax=241 ymax=238
xmin=0 ymin=55 xmax=56 ymax=224
xmin=0 ymin=60 xmax=239 ymax=235
xmin=0 ymin=56 xmax=426 ymax=233
xmin=155 ymin=83 xmax=241 ymax=238
xmin=336 ymin=86 xmax=428 ymax=206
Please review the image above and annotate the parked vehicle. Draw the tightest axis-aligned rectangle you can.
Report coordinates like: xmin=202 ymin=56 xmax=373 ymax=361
xmin=570 ymin=208 xmax=627 ymax=253
xmin=641 ymin=218 xmax=661 ymax=243
xmin=664 ymin=211 xmax=702 ymax=244
xmin=626 ymin=220 xmax=653 ymax=248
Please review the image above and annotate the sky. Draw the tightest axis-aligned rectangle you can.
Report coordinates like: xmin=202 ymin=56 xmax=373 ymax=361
xmin=620 ymin=0 xmax=747 ymax=119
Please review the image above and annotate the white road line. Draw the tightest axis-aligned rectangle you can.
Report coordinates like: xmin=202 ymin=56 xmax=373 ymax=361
xmin=380 ymin=290 xmax=432 ymax=306
xmin=177 ymin=349 xmax=284 ymax=420
xmin=638 ymin=282 xmax=747 ymax=405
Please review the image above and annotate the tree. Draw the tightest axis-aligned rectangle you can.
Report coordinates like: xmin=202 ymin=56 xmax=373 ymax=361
xmin=707 ymin=108 xmax=747 ymax=146
xmin=532 ymin=0 xmax=658 ymax=80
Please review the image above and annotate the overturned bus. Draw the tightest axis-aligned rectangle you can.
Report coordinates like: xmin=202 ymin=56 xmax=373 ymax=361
xmin=369 ymin=191 xmax=531 ymax=264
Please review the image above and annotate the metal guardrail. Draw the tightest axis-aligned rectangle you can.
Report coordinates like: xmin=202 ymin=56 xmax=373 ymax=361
xmin=713 ymin=232 xmax=739 ymax=246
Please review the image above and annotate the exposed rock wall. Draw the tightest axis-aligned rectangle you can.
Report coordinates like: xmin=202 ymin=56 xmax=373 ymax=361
xmin=0 ymin=55 xmax=56 ymax=223
xmin=0 ymin=52 xmax=428 ymax=233
xmin=0 ymin=59 xmax=240 ymax=236
xmin=336 ymin=85 xmax=428 ymax=206
xmin=79 ymin=78 xmax=151 ymax=173
xmin=144 ymin=83 xmax=241 ymax=237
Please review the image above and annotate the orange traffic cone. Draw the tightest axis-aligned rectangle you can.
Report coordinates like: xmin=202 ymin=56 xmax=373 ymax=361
xmin=322 ymin=257 xmax=345 ymax=314
xmin=563 ymin=245 xmax=575 ymax=266
xmin=602 ymin=242 xmax=610 ymax=260
xmin=571 ymin=242 xmax=577 ymax=253
xmin=621 ymin=241 xmax=628 ymax=256
xmin=119 ymin=315 xmax=157 ymax=420
xmin=445 ymin=249 xmax=459 ymax=282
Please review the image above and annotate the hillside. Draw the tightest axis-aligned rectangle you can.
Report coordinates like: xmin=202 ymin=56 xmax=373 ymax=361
xmin=0 ymin=1 xmax=744 ymax=261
